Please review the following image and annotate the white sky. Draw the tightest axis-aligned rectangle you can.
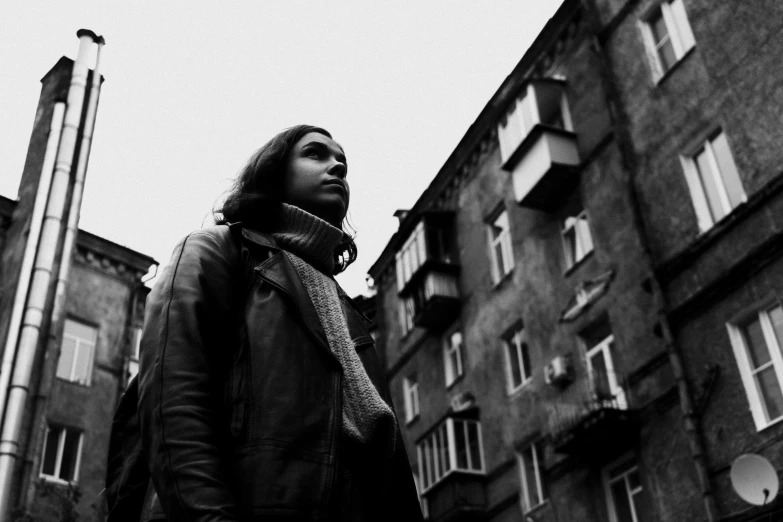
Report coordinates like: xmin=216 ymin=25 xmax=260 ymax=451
xmin=1 ymin=1 xmax=562 ymax=297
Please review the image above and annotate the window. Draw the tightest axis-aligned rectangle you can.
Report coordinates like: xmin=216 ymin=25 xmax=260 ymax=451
xmin=641 ymin=0 xmax=696 ymax=81
xmin=518 ymin=442 xmax=547 ymax=513
xmin=583 ymin=321 xmax=627 ymax=408
xmin=562 ymin=209 xmax=594 ymax=269
xmin=413 ymin=473 xmax=429 ymax=519
xmin=128 ymin=327 xmax=142 ymax=382
xmin=727 ymin=303 xmax=783 ymax=430
xmin=604 ymin=458 xmax=651 ymax=522
xmin=396 ymin=221 xmax=427 ymax=291
xmin=417 ymin=418 xmax=484 ymax=492
xmin=399 ymin=300 xmax=415 ymax=335
xmin=403 ymin=374 xmax=420 ymax=424
xmin=487 ymin=209 xmax=514 ymax=284
xmin=681 ymin=130 xmax=745 ymax=232
xmin=40 ymin=425 xmax=83 ymax=483
xmin=56 ymin=319 xmax=97 ymax=386
xmin=504 ymin=325 xmax=532 ymax=394
xmin=497 ymin=80 xmax=572 ymax=164
xmin=443 ymin=331 xmax=464 ymax=387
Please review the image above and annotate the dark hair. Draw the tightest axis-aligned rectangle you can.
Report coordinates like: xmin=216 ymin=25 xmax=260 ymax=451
xmin=214 ymin=125 xmax=357 ymax=274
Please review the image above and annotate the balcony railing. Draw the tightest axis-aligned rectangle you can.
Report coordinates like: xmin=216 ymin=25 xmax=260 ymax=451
xmin=424 ymin=473 xmax=486 ymax=522
xmin=506 ymin=125 xmax=580 ymax=211
xmin=546 ymin=370 xmax=638 ymax=455
xmin=403 ymin=262 xmax=460 ymax=331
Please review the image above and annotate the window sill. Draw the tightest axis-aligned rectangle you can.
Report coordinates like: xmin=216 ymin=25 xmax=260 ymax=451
xmin=445 ymin=373 xmax=465 ymax=391
xmin=524 ymin=499 xmax=550 ymax=516
xmin=757 ymin=414 xmax=783 ymax=433
xmin=507 ymin=378 xmax=534 ymax=399
xmin=39 ymin=475 xmax=77 ymax=486
xmin=563 ymin=249 xmax=594 ymax=277
xmin=406 ymin=414 xmax=420 ymax=427
xmin=654 ymin=47 xmax=695 ymax=87
xmin=55 ymin=376 xmax=92 ymax=388
xmin=491 ymin=269 xmax=515 ymax=292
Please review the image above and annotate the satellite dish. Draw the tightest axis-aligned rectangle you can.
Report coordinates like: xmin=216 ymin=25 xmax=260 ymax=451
xmin=730 ymin=454 xmax=779 ymax=506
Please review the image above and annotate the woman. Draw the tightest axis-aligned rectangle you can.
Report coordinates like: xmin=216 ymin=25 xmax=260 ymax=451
xmin=135 ymin=126 xmax=423 ymax=521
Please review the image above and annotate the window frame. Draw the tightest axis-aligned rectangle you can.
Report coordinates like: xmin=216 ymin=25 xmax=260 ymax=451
xmin=517 ymin=441 xmax=547 ymax=513
xmin=417 ymin=417 xmax=485 ymax=493
xmin=39 ymin=425 xmax=84 ymax=484
xmin=680 ymin=129 xmax=746 ymax=233
xmin=727 ymin=302 xmax=783 ymax=431
xmin=504 ymin=324 xmax=533 ymax=395
xmin=603 ymin=456 xmax=646 ymax=522
xmin=562 ymin=209 xmax=594 ymax=270
xmin=639 ymin=0 xmax=696 ymax=82
xmin=56 ymin=318 xmax=98 ymax=386
xmin=487 ymin=207 xmax=515 ymax=285
xmin=443 ymin=330 xmax=465 ymax=388
xmin=127 ymin=326 xmax=142 ymax=382
xmin=403 ymin=374 xmax=420 ymax=424
xmin=585 ymin=332 xmax=627 ymax=409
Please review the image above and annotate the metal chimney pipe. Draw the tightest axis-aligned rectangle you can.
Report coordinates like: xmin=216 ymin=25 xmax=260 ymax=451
xmin=20 ymin=38 xmax=105 ymax=511
xmin=0 ymin=102 xmax=65 ymax=428
xmin=0 ymin=29 xmax=101 ymax=519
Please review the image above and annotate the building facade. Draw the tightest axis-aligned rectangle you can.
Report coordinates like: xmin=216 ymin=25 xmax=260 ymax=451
xmin=368 ymin=1 xmax=783 ymax=521
xmin=0 ymin=34 xmax=156 ymax=520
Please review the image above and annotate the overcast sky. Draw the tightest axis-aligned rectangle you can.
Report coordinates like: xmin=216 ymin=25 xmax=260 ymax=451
xmin=1 ymin=0 xmax=562 ymax=296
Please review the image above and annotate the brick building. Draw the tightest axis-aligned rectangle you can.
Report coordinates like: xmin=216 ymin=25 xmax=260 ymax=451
xmin=0 ymin=33 xmax=156 ymax=520
xmin=368 ymin=1 xmax=783 ymax=521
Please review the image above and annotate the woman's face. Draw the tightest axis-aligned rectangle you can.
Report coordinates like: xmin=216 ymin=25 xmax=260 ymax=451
xmin=282 ymin=132 xmax=349 ymax=227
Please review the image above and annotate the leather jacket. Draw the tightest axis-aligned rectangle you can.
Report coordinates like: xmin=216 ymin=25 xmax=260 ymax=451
xmin=137 ymin=225 xmax=423 ymax=521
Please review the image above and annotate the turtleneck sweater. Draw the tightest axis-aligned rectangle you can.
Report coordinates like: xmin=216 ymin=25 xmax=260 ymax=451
xmin=270 ymin=204 xmax=397 ymax=456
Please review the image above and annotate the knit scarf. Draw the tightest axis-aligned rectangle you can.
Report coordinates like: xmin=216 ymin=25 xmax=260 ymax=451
xmin=270 ymin=204 xmax=397 ymax=455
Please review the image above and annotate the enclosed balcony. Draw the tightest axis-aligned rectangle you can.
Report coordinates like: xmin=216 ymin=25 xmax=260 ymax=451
xmin=396 ymin=212 xmax=461 ymax=331
xmin=546 ymin=369 xmax=638 ymax=456
xmin=497 ymin=79 xmax=581 ymax=211
xmin=418 ymin=417 xmax=487 ymax=522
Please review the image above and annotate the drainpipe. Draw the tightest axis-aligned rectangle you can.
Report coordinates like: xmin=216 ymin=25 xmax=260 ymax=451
xmin=580 ymin=1 xmax=718 ymax=519
xmin=19 ymin=36 xmax=105 ymax=512
xmin=0 ymin=102 xmax=65 ymax=426
xmin=0 ymin=29 xmax=101 ymax=519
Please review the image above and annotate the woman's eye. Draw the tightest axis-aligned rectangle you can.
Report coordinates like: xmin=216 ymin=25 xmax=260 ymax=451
xmin=306 ymin=149 xmax=320 ymax=158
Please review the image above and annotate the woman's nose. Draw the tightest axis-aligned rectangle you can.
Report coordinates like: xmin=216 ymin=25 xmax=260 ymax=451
xmin=328 ymin=160 xmax=347 ymax=179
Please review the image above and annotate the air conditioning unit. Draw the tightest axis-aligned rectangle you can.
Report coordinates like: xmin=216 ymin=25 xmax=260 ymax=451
xmin=449 ymin=391 xmax=476 ymax=412
xmin=544 ymin=355 xmax=573 ymax=387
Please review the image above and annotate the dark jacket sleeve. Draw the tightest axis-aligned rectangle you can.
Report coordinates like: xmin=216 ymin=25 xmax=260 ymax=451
xmin=137 ymin=230 xmax=239 ymax=521
xmin=387 ymin=425 xmax=426 ymax=522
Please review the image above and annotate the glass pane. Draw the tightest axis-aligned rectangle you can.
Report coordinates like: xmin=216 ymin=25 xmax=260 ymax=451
xmin=610 ymin=479 xmax=635 ymax=522
xmin=769 ymin=306 xmax=783 ymax=350
xmin=508 ymin=342 xmax=523 ymax=388
xmin=440 ymin=424 xmax=450 ymax=472
xmin=578 ymin=215 xmax=594 ymax=255
xmin=523 ymin=448 xmax=539 ymax=507
xmin=467 ymin=422 xmax=481 ymax=470
xmin=64 ymin=320 xmax=97 ymax=344
xmin=590 ymin=351 xmax=612 ymax=400
xmin=72 ymin=342 xmax=93 ymax=385
xmin=743 ymin=317 xmax=771 ymax=368
xmin=59 ymin=430 xmax=80 ymax=481
xmin=454 ymin=420 xmax=468 ymax=469
xmin=628 ymin=469 xmax=641 ymax=490
xmin=632 ymin=486 xmax=652 ymax=522
xmin=756 ymin=366 xmax=783 ymax=420
xmin=520 ymin=342 xmax=532 ymax=381
xmin=650 ymin=10 xmax=668 ymax=43
xmin=657 ymin=39 xmax=677 ymax=71
xmin=41 ymin=429 xmax=59 ymax=476
xmin=494 ymin=243 xmax=506 ymax=276
xmin=695 ymin=148 xmax=725 ymax=222
xmin=56 ymin=337 xmax=76 ymax=380
xmin=711 ymin=132 xmax=744 ymax=209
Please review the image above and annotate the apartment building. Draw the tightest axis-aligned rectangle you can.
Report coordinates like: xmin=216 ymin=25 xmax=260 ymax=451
xmin=368 ymin=1 xmax=783 ymax=521
xmin=0 ymin=34 xmax=156 ymax=520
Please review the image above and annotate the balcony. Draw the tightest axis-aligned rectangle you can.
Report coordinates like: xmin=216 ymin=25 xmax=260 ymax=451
xmin=396 ymin=212 xmax=461 ymax=331
xmin=425 ymin=473 xmax=486 ymax=522
xmin=496 ymin=78 xmax=581 ymax=211
xmin=402 ymin=262 xmax=460 ymax=330
xmin=546 ymin=370 xmax=638 ymax=456
xmin=506 ymin=125 xmax=580 ymax=211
